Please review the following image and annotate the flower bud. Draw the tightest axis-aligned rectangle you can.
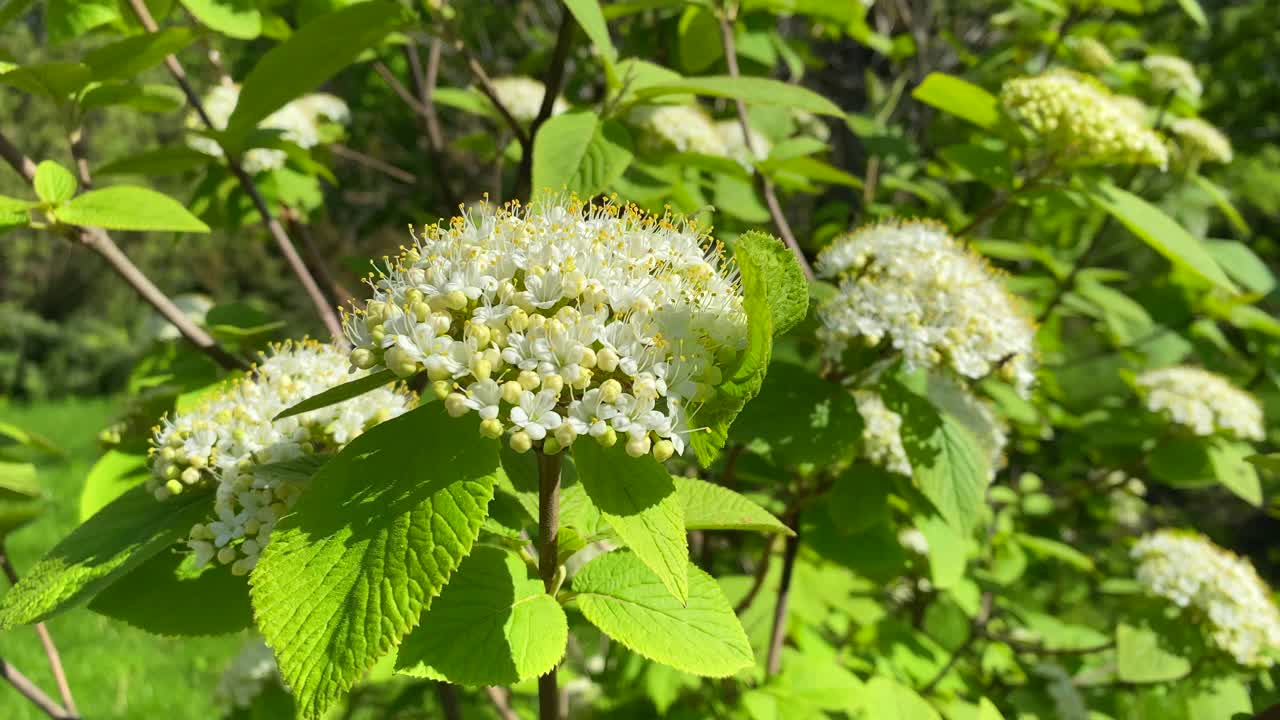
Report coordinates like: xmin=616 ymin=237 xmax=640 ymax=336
xmin=350 ymin=348 xmax=377 ymax=369
xmin=543 ymin=436 xmax=562 ymax=455
xmin=181 ymin=467 xmax=202 ymax=485
xmin=598 ymin=427 xmax=618 ymax=447
xmin=431 ymin=380 xmax=452 ymax=400
xmin=597 ymin=347 xmax=620 ymax=372
xmin=502 ymin=381 xmax=524 ymax=405
xmin=554 ymin=424 xmax=577 ymax=448
xmin=479 ymin=418 xmax=505 ymax=439
xmin=542 ymin=374 xmax=565 ymax=396
xmin=166 ymin=479 xmax=185 ymax=495
xmin=652 ymin=439 xmax=675 ymax=462
xmin=384 ymin=346 xmax=419 ymax=378
xmin=217 ymin=547 xmax=237 ymax=565
xmin=471 ymin=356 xmax=493 ymax=381
xmin=625 ymin=434 xmax=652 ymax=458
xmin=445 ymin=392 xmax=469 ymax=417
xmin=445 ymin=290 xmax=469 ymax=310
xmin=518 ymin=370 xmax=541 ymax=390
xmin=510 ymin=430 xmax=533 ymax=454
xmin=599 ymin=378 xmax=623 ymax=403
xmin=507 ymin=308 xmax=529 ymax=332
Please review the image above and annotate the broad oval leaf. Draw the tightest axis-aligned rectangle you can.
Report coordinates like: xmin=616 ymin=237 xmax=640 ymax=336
xmin=87 ymin=549 xmax=252 ymax=636
xmin=531 ymin=111 xmax=633 ymax=197
xmin=250 ymin=403 xmax=501 ymax=720
xmin=677 ymin=477 xmax=792 ymax=535
xmin=1116 ymin=619 xmax=1192 ymax=684
xmin=274 ymin=369 xmax=398 ymax=420
xmin=633 ymin=76 xmax=842 ymax=117
xmin=572 ymin=549 xmax=753 ymax=677
xmin=564 ymin=0 xmax=617 ymax=63
xmin=396 ymin=546 xmax=567 ymax=685
xmin=79 ymin=450 xmax=147 ymax=521
xmin=573 ymin=440 xmax=688 ymax=604
xmin=179 ymin=0 xmax=261 ymax=39
xmin=912 ymin=73 xmax=1000 ymax=130
xmin=55 ymin=186 xmax=210 ymax=232
xmin=97 ymin=147 xmax=217 ymax=177
xmin=34 ymin=160 xmax=76 ymax=204
xmin=83 ymin=27 xmax=196 ymax=81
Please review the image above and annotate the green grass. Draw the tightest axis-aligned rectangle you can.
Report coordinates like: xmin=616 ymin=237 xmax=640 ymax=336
xmin=0 ymin=398 xmax=244 ymax=719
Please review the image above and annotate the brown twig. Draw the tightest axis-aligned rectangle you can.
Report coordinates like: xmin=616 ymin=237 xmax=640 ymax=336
xmin=329 ymin=143 xmax=416 ymax=185
xmin=68 ymin=127 xmax=91 ymax=189
xmin=716 ymin=6 xmax=815 ymax=282
xmin=486 ymin=687 xmax=520 ymax=720
xmin=0 ymin=129 xmax=246 ymax=371
xmin=435 ymin=683 xmax=462 ymax=720
xmin=451 ymin=41 xmax=530 ymax=147
xmin=281 ymin=207 xmax=357 ymax=308
xmin=537 ymin=451 xmax=563 ymax=720
xmin=380 ymin=38 xmax=461 ymax=210
xmin=126 ymin=0 xmax=346 ymax=343
xmin=733 ymin=536 xmax=776 ymax=615
xmin=1 ymin=550 xmax=77 ymax=718
xmin=765 ymin=526 xmax=800 ymax=676
xmin=0 ymin=658 xmax=75 ymax=719
xmin=515 ymin=8 xmax=575 ymax=200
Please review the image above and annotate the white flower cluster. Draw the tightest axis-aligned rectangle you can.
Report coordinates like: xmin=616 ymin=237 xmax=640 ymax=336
xmin=629 ymin=104 xmax=729 ymax=157
xmin=898 ymin=527 xmax=930 ymax=556
xmin=186 ymin=80 xmax=350 ymax=174
xmin=1169 ymin=117 xmax=1233 ymax=165
xmin=715 ymin=120 xmax=771 ymax=170
xmin=817 ymin=221 xmax=1037 ymax=395
xmin=791 ymin=109 xmax=831 ymax=142
xmin=854 ymin=390 xmax=912 ymax=476
xmin=489 ymin=76 xmax=568 ymax=124
xmin=216 ymin=639 xmax=281 ymax=710
xmin=344 ymin=196 xmax=748 ymax=460
xmin=148 ymin=342 xmax=414 ymax=575
xmin=1143 ymin=54 xmax=1203 ymax=99
xmin=1135 ymin=366 xmax=1264 ymax=440
xmin=1133 ymin=530 xmax=1280 ymax=668
xmin=1072 ymin=37 xmax=1116 ymax=71
xmin=1000 ymin=72 xmax=1169 ymax=169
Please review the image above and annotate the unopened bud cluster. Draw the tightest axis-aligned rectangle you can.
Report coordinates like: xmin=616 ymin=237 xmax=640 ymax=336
xmin=489 ymin=76 xmax=568 ymax=124
xmin=1071 ymin=37 xmax=1116 ymax=71
xmin=186 ymin=80 xmax=350 ymax=174
xmin=629 ymin=104 xmax=729 ymax=157
xmin=345 ymin=196 xmax=748 ymax=461
xmin=1001 ymin=72 xmax=1168 ymax=169
xmin=817 ymin=221 xmax=1037 ymax=395
xmin=1143 ymin=54 xmax=1203 ymax=99
xmin=1133 ymin=530 xmax=1280 ymax=668
xmin=148 ymin=342 xmax=414 ymax=575
xmin=1168 ymin=117 xmax=1233 ymax=165
xmin=1135 ymin=366 xmax=1263 ymax=440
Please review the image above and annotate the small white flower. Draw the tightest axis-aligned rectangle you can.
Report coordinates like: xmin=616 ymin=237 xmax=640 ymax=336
xmin=567 ymin=389 xmax=618 ymax=437
xmin=628 ymin=104 xmax=728 ymax=156
xmin=510 ymin=389 xmax=563 ymax=441
xmin=1143 ymin=54 xmax=1203 ymax=99
xmin=1135 ymin=366 xmax=1263 ymax=440
xmin=489 ymin=76 xmax=568 ymax=124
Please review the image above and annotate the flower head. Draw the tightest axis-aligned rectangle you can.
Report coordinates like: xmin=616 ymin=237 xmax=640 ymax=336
xmin=489 ymin=76 xmax=568 ymax=124
xmin=715 ymin=120 xmax=771 ymax=170
xmin=216 ymin=639 xmax=281 ymax=710
xmin=854 ymin=390 xmax=912 ymax=476
xmin=185 ymin=80 xmax=351 ymax=174
xmin=1143 ymin=54 xmax=1203 ymax=99
xmin=1168 ymin=117 xmax=1233 ymax=165
xmin=344 ymin=195 xmax=748 ymax=460
xmin=1135 ymin=366 xmax=1263 ymax=440
xmin=629 ymin=104 xmax=728 ymax=156
xmin=1072 ymin=37 xmax=1116 ymax=71
xmin=1133 ymin=530 xmax=1280 ymax=668
xmin=1001 ymin=72 xmax=1168 ymax=169
xmin=817 ymin=221 xmax=1037 ymax=394
xmin=148 ymin=341 xmax=414 ymax=574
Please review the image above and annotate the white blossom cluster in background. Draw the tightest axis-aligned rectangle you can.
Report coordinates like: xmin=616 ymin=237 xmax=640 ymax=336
xmin=148 ymin=342 xmax=414 ymax=575
xmin=1105 ymin=471 xmax=1147 ymax=529
xmin=1143 ymin=54 xmax=1203 ymax=99
xmin=1071 ymin=37 xmax=1116 ymax=71
xmin=1000 ymin=72 xmax=1169 ymax=169
xmin=344 ymin=196 xmax=748 ymax=460
xmin=186 ymin=80 xmax=350 ymax=174
xmin=489 ymin=76 xmax=568 ymax=124
xmin=216 ymin=639 xmax=281 ymax=710
xmin=854 ymin=390 xmax=912 ymax=476
xmin=1133 ymin=530 xmax=1280 ymax=668
xmin=1168 ymin=117 xmax=1234 ymax=165
xmin=1135 ymin=366 xmax=1264 ymax=440
xmin=816 ymin=221 xmax=1037 ymax=395
xmin=897 ymin=527 xmax=930 ymax=556
xmin=715 ymin=120 xmax=771 ymax=170
xmin=629 ymin=104 xmax=729 ymax=157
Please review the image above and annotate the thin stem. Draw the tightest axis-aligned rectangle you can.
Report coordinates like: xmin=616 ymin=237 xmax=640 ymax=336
xmin=0 ymin=128 xmax=245 ymax=371
xmin=329 ymin=144 xmax=416 ymax=185
xmin=376 ymin=43 xmax=461 ymax=210
xmin=955 ymin=157 xmax=1058 ymax=238
xmin=515 ymin=9 xmax=575 ymax=200
xmin=765 ymin=522 xmax=801 ymax=676
xmin=716 ymin=5 xmax=814 ymax=282
xmin=922 ymin=591 xmax=993 ymax=694
xmin=126 ymin=0 xmax=345 ymax=342
xmin=435 ymin=683 xmax=462 ymax=720
xmin=486 ymin=687 xmax=520 ymax=720
xmin=0 ymin=550 xmax=77 ymax=718
xmin=0 ymin=658 xmax=74 ymax=719
xmin=68 ymin=127 xmax=91 ymax=189
xmin=282 ymin=208 xmax=356 ymax=308
xmin=733 ymin=535 xmax=775 ymax=615
xmin=450 ymin=37 xmax=530 ymax=147
xmin=537 ymin=450 xmax=563 ymax=720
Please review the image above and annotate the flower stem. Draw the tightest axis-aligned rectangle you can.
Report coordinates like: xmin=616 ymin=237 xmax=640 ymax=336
xmin=765 ymin=519 xmax=801 ymax=676
xmin=537 ymin=450 xmax=562 ymax=720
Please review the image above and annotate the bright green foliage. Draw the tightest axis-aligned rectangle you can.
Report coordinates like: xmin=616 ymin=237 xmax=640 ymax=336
xmin=563 ymin=0 xmax=617 ymax=63
xmin=632 ymin=76 xmax=843 ymax=117
xmin=82 ymin=28 xmax=196 ymax=81
xmin=531 ymin=111 xmax=633 ymax=196
xmin=862 ymin=676 xmax=942 ymax=719
xmin=1117 ymin=620 xmax=1193 ymax=683
xmin=273 ymin=369 xmax=396 ymax=420
xmin=912 ymin=73 xmax=1001 ymax=130
xmin=574 ymin=440 xmax=688 ymax=604
xmin=77 ymin=450 xmax=146 ymax=521
xmin=395 ymin=546 xmax=567 ymax=685
xmin=677 ymin=477 xmax=792 ymax=535
xmin=743 ymin=649 xmax=863 ymax=719
xmin=87 ymin=550 xmax=252 ymax=637
xmin=55 ymin=187 xmax=211 ymax=232
xmin=96 ymin=146 xmax=215 ymax=177
xmin=730 ymin=361 xmax=863 ymax=469
xmin=179 ymin=0 xmax=262 ymax=39
xmin=250 ymin=404 xmax=501 ymax=719
xmin=572 ymin=550 xmax=753 ymax=677
xmin=0 ymin=484 xmax=213 ymax=627
xmin=33 ymin=160 xmax=76 ymax=204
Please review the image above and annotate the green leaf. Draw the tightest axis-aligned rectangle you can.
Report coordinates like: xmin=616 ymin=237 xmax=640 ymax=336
xmin=729 ymin=361 xmax=863 ymax=469
xmin=633 ymin=76 xmax=842 ymax=117
xmin=395 ymin=546 xmax=566 ymax=685
xmin=677 ymin=477 xmax=792 ymax=535
xmin=918 ymin=515 xmax=967 ymax=590
xmin=1184 ymin=676 xmax=1251 ymax=718
xmin=0 ymin=421 xmax=60 ymax=456
xmin=179 ymin=0 xmax=261 ymax=39
xmin=1174 ymin=0 xmax=1208 ymax=28
xmin=939 ymin=143 xmax=1013 ymax=187
xmin=80 ymin=83 xmax=186 ymax=113
xmin=564 ymin=0 xmax=617 ymax=63
xmin=250 ymin=404 xmax=500 ymax=719
xmin=912 ymin=73 xmax=1000 ymax=130
xmin=79 ymin=450 xmax=148 ymax=521
xmin=97 ymin=147 xmax=217 ymax=176
xmin=1088 ymin=182 xmax=1236 ymax=292
xmin=0 ymin=461 xmax=39 ymax=500
xmin=0 ymin=484 xmax=213 ymax=627
xmin=83 ymin=27 xmax=196 ymax=82
xmin=573 ymin=440 xmax=688 ymax=604
xmin=689 ymin=230 xmax=808 ymax=465
xmin=1208 ymin=439 xmax=1262 ymax=507
xmin=860 ymin=676 xmax=941 ymax=719
xmin=531 ymin=111 xmax=633 ymax=197
xmin=88 ymin=549 xmax=252 ymax=636
xmin=1192 ymin=175 xmax=1250 ymax=236
xmin=1116 ymin=620 xmax=1191 ymax=684
xmin=227 ymin=1 xmax=409 ymax=136
xmin=1206 ymin=240 xmax=1273 ymax=295
xmin=34 ymin=161 xmax=76 ymax=204
xmin=572 ymin=549 xmax=753 ymax=676
xmin=46 ymin=0 xmax=116 ymax=43
xmin=676 ymin=7 xmax=722 ymax=73
xmin=759 ymin=156 xmax=863 ymax=189
xmin=1015 ymin=533 xmax=1094 ymax=572
xmin=0 ymin=62 xmax=91 ymax=99
xmin=274 ymin=369 xmax=398 ymax=420
xmin=885 ymin=380 xmax=989 ymax=535
xmin=55 ymin=186 xmax=211 ymax=232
